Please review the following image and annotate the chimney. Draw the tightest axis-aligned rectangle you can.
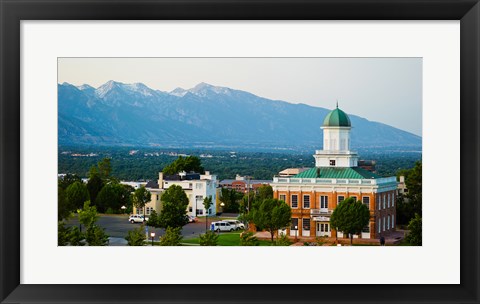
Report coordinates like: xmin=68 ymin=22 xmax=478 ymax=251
xmin=205 ymin=171 xmax=210 ymax=176
xmin=400 ymin=176 xmax=405 ymax=183
xmin=158 ymin=172 xmax=164 ymax=188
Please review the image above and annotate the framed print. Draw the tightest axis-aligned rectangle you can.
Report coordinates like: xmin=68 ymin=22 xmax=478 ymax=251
xmin=1 ymin=0 xmax=479 ymax=303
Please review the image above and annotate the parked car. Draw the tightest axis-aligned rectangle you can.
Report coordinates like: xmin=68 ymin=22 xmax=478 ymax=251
xmin=210 ymin=221 xmax=235 ymax=232
xmin=128 ymin=214 xmax=148 ymax=224
xmin=221 ymin=220 xmax=245 ymax=230
xmin=188 ymin=215 xmax=198 ymax=223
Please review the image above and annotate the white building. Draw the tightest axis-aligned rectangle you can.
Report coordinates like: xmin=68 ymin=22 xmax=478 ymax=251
xmin=134 ymin=171 xmax=218 ymax=217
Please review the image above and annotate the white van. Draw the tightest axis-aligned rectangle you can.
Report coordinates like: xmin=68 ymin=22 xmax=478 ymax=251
xmin=221 ymin=220 xmax=245 ymax=230
xmin=210 ymin=221 xmax=234 ymax=232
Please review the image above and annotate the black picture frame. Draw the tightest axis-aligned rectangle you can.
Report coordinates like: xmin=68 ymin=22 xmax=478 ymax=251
xmin=1 ymin=0 xmax=479 ymax=303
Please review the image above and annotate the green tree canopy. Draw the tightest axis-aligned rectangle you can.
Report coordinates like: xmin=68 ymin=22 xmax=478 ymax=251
xmin=220 ymin=188 xmax=242 ymax=213
xmin=96 ymin=182 xmax=133 ymax=213
xmin=159 ymin=227 xmax=183 ymax=246
xmin=158 ymin=185 xmax=189 ymax=229
xmin=125 ymin=224 xmax=146 ymax=246
xmin=58 ymin=173 xmax=82 ymax=190
xmin=405 ymin=161 xmax=422 ymax=216
xmin=203 ymin=196 xmax=213 ymax=232
xmin=252 ymin=198 xmax=292 ymax=243
xmin=199 ymin=231 xmax=219 ymax=246
xmin=256 ymin=185 xmax=273 ymax=201
xmin=405 ymin=213 xmax=422 ymax=246
xmin=77 ymin=201 xmax=109 ymax=246
xmin=162 ymin=155 xmax=205 ymax=175
xmin=65 ymin=181 xmax=90 ymax=210
xmin=58 ymin=186 xmax=72 ymax=221
xmin=330 ymin=197 xmax=370 ymax=244
xmin=87 ymin=173 xmax=104 ymax=205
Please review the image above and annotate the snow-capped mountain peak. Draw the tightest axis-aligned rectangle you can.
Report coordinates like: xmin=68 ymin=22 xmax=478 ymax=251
xmin=170 ymin=87 xmax=188 ymax=97
xmin=188 ymin=82 xmax=231 ymax=96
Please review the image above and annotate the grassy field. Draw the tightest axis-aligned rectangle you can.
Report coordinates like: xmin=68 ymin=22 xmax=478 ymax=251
xmin=181 ymin=232 xmax=276 ymax=246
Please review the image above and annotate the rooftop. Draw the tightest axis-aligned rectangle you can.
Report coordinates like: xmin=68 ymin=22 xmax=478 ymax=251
xmin=291 ymin=167 xmax=381 ymax=179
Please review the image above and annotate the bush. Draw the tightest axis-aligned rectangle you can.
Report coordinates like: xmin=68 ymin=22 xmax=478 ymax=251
xmin=199 ymin=231 xmax=219 ymax=246
xmin=125 ymin=225 xmax=146 ymax=246
xmin=240 ymin=231 xmax=259 ymax=246
xmin=274 ymin=233 xmax=291 ymax=246
xmin=405 ymin=213 xmax=422 ymax=246
xmin=159 ymin=227 xmax=183 ymax=246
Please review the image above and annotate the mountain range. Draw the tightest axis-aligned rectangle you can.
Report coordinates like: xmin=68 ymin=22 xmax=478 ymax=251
xmin=58 ymin=81 xmax=422 ymax=150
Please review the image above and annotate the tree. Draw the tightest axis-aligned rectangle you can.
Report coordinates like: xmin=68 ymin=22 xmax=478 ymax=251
xmin=58 ymin=173 xmax=81 ymax=190
xmin=146 ymin=210 xmax=160 ymax=228
xmin=132 ymin=186 xmax=151 ymax=219
xmin=96 ymin=182 xmax=133 ymax=213
xmin=203 ymin=196 xmax=213 ymax=232
xmin=405 ymin=161 xmax=422 ymax=216
xmin=162 ymin=155 xmax=204 ymax=175
xmin=256 ymin=185 xmax=273 ymax=201
xmin=240 ymin=231 xmax=259 ymax=246
xmin=77 ymin=201 xmax=109 ymax=246
xmin=65 ymin=181 xmax=90 ymax=210
xmin=220 ymin=188 xmax=242 ymax=213
xmin=98 ymin=158 xmax=112 ymax=180
xmin=159 ymin=227 xmax=183 ymax=246
xmin=58 ymin=223 xmax=84 ymax=246
xmin=158 ymin=185 xmax=189 ymax=229
xmin=252 ymin=198 xmax=292 ymax=243
xmin=125 ymin=224 xmax=146 ymax=246
xmin=405 ymin=213 xmax=422 ymax=246
xmin=87 ymin=172 xmax=104 ymax=205
xmin=330 ymin=197 xmax=370 ymax=244
xmin=58 ymin=186 xmax=72 ymax=221
xmin=274 ymin=233 xmax=291 ymax=246
xmin=199 ymin=231 xmax=219 ymax=246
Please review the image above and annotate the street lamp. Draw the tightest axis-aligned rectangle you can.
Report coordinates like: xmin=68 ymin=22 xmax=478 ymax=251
xmin=220 ymin=202 xmax=225 ymax=213
xmin=121 ymin=205 xmax=126 ymax=214
xmin=294 ymin=225 xmax=298 ymax=242
xmin=150 ymin=232 xmax=155 ymax=246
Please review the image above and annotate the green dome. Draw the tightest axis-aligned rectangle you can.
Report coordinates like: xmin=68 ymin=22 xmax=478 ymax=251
xmin=323 ymin=106 xmax=351 ymax=127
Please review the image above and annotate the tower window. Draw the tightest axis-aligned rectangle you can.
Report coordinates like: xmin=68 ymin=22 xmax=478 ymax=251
xmin=329 ymin=160 xmax=336 ymax=166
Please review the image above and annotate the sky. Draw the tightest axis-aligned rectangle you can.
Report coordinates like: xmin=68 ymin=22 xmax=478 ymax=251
xmin=58 ymin=58 xmax=422 ymax=136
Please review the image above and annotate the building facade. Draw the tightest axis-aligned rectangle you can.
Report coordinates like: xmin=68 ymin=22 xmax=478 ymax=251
xmin=133 ymin=171 xmax=218 ymax=217
xmin=271 ymin=106 xmax=397 ymax=239
xmin=219 ymin=174 xmax=272 ymax=194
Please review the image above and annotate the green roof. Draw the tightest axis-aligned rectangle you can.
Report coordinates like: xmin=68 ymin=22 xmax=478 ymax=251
xmin=323 ymin=106 xmax=351 ymax=127
xmin=291 ymin=167 xmax=380 ymax=179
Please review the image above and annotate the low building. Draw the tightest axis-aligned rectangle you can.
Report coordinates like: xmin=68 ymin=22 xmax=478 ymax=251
xmin=219 ymin=174 xmax=272 ymax=193
xmin=133 ymin=171 xmax=218 ymax=217
xmin=271 ymin=105 xmax=397 ymax=240
xmin=278 ymin=168 xmax=310 ymax=177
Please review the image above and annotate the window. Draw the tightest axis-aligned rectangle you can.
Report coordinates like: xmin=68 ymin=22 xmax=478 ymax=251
xmin=387 ymin=193 xmax=390 ymax=208
xmin=291 ymin=195 xmax=298 ymax=208
xmin=195 ymin=183 xmax=203 ymax=189
xmin=279 ymin=194 xmax=286 ymax=202
xmin=383 ymin=217 xmax=386 ymax=231
xmin=362 ymin=196 xmax=370 ymax=209
xmin=392 ymin=193 xmax=395 ymax=207
xmin=303 ymin=195 xmax=310 ymax=208
xmin=320 ymin=223 xmax=329 ymax=232
xmin=378 ymin=195 xmax=381 ymax=210
xmin=291 ymin=218 xmax=299 ymax=230
xmin=378 ymin=218 xmax=381 ymax=233
xmin=329 ymin=160 xmax=336 ymax=166
xmin=320 ymin=196 xmax=328 ymax=209
xmin=392 ymin=215 xmax=395 ymax=228
xmin=137 ymin=208 xmax=143 ymax=215
xmin=197 ymin=209 xmax=203 ymax=215
xmin=302 ymin=218 xmax=311 ymax=231
xmin=383 ymin=195 xmax=386 ymax=209
xmin=338 ymin=196 xmax=345 ymax=203
xmin=387 ymin=216 xmax=390 ymax=230
xmin=350 ymin=196 xmax=357 ymax=201
xmin=188 ymin=207 xmax=193 ymax=212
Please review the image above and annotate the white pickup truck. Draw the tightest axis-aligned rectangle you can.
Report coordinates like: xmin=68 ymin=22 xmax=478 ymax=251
xmin=128 ymin=214 xmax=149 ymax=224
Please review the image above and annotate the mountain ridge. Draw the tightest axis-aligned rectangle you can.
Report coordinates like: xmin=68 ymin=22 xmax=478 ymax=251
xmin=58 ymin=81 xmax=422 ymax=150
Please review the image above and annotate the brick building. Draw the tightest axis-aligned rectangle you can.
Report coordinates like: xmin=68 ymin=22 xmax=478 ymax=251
xmin=271 ymin=105 xmax=397 ymax=240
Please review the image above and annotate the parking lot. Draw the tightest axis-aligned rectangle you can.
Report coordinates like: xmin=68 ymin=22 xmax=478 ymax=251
xmin=64 ymin=214 xmax=239 ymax=240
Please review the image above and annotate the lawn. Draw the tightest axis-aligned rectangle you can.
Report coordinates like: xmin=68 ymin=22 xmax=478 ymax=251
xmin=181 ymin=232 xmax=275 ymax=246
